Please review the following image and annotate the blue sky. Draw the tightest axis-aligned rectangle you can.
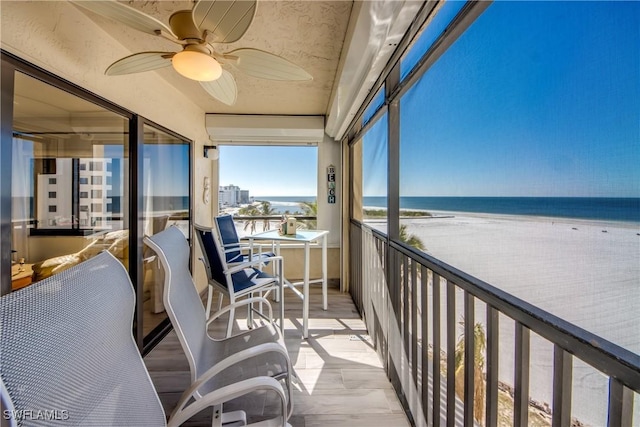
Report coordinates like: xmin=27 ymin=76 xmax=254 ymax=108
xmin=219 ymin=145 xmax=318 ymax=197
xmin=393 ymin=1 xmax=640 ymax=198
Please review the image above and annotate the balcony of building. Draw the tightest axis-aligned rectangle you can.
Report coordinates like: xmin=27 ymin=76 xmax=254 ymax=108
xmin=141 ymin=215 xmax=639 ymax=426
xmin=1 ymin=1 xmax=639 ymax=426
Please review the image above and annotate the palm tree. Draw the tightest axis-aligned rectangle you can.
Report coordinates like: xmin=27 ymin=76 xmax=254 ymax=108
xmin=238 ymin=204 xmax=259 ymax=233
xmin=297 ymin=200 xmax=317 ymax=229
xmin=399 ymin=224 xmax=425 ymax=251
xmin=454 ymin=320 xmax=487 ymax=425
xmin=258 ymin=201 xmax=277 ymax=230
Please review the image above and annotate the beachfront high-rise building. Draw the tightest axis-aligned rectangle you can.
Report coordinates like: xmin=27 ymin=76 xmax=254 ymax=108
xmin=219 ymin=184 xmax=249 ymax=209
xmin=239 ymin=190 xmax=250 ymax=205
xmin=36 ymin=157 xmax=112 ymax=230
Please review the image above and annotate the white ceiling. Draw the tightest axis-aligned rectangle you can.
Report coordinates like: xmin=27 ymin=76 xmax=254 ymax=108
xmin=78 ymin=1 xmax=354 ymax=116
xmin=4 ymin=0 xmax=426 ymax=142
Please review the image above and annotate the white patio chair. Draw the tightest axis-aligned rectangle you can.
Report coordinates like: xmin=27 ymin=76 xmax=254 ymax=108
xmin=145 ymin=226 xmax=293 ymax=420
xmin=0 ymin=251 xmax=289 ymax=427
xmin=194 ymin=223 xmax=284 ymax=336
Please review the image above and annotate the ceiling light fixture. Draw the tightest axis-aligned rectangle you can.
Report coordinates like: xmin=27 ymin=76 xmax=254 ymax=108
xmin=172 ymin=48 xmax=222 ymax=82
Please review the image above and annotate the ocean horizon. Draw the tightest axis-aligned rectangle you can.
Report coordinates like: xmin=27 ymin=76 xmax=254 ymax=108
xmin=256 ymin=196 xmax=640 ymax=223
xmin=15 ymin=195 xmax=640 ymax=223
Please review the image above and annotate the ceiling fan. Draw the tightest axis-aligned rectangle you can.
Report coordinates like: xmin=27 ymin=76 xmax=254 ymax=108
xmin=71 ymin=0 xmax=313 ymax=105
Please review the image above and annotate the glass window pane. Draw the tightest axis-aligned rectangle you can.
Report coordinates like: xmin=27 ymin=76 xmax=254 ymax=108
xmin=142 ymin=124 xmax=191 ymax=334
xmin=11 ymin=72 xmax=129 ymax=291
xmin=359 ymin=113 xmax=388 ymax=232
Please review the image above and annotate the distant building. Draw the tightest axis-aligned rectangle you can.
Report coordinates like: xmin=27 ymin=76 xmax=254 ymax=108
xmin=37 ymin=157 xmax=113 ymax=229
xmin=239 ymin=190 xmax=250 ymax=204
xmin=219 ymin=184 xmax=250 ymax=209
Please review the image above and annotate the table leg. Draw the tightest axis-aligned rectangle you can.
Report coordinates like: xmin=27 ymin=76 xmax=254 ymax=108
xmin=278 ymin=257 xmax=284 ymax=334
xmin=275 ymin=241 xmax=281 ymax=303
xmin=303 ymin=242 xmax=310 ymax=339
xmin=322 ymin=234 xmax=327 ymax=311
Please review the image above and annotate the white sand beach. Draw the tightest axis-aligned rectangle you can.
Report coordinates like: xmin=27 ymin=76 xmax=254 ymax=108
xmin=367 ymin=212 xmax=640 ymax=425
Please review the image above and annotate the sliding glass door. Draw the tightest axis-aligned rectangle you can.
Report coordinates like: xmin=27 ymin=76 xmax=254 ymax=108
xmin=141 ymin=123 xmax=192 ymax=337
xmin=2 ymin=54 xmax=192 ymax=353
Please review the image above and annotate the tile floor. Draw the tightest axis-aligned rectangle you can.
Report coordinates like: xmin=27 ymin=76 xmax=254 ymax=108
xmin=144 ymin=285 xmax=410 ymax=426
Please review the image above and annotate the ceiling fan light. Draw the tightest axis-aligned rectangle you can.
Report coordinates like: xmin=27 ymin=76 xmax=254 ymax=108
xmin=172 ymin=51 xmax=222 ymax=81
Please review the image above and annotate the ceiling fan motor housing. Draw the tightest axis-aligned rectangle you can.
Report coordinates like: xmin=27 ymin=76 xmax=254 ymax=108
xmin=169 ymin=10 xmax=203 ymax=41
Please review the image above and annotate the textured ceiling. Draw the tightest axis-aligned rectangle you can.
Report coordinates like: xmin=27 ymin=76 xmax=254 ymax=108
xmin=83 ymin=1 xmax=353 ymax=115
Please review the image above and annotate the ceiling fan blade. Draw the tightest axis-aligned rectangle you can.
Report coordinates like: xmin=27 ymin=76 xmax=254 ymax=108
xmin=228 ymin=49 xmax=313 ymax=81
xmin=200 ymin=70 xmax=237 ymax=105
xmin=72 ymin=1 xmax=176 ymax=39
xmin=106 ymin=52 xmax=174 ymax=76
xmin=193 ymin=0 xmax=257 ymax=43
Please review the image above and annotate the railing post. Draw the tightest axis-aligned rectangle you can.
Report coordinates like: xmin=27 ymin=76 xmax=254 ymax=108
xmin=446 ymin=280 xmax=456 ymax=427
xmin=552 ymin=345 xmax=573 ymax=427
xmin=485 ymin=306 xmax=499 ymax=427
xmin=433 ymin=274 xmax=441 ymax=427
xmin=463 ymin=291 xmax=475 ymax=427
xmin=388 ymin=247 xmax=406 ymax=412
xmin=607 ymin=378 xmax=633 ymax=427
xmin=421 ymin=266 xmax=430 ymax=425
xmin=403 ymin=256 xmax=410 ymax=375
xmin=411 ymin=260 xmax=418 ymax=388
xmin=514 ymin=322 xmax=530 ymax=427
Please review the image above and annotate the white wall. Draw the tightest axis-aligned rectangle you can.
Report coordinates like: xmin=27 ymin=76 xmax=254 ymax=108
xmin=317 ymin=134 xmax=342 ymax=247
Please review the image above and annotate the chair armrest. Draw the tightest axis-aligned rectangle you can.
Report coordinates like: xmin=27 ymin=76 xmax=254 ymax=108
xmin=225 ymin=256 xmax=283 ymax=275
xmin=206 ymin=296 xmax=274 ymax=327
xmin=188 ymin=342 xmax=290 ymax=389
xmin=168 ymin=376 xmax=288 ymax=427
xmin=222 ymin=246 xmax=243 ymax=255
xmin=143 ymin=255 xmax=157 ymax=264
xmin=222 ymin=242 xmax=257 ymax=256
xmin=234 ymin=242 xmax=272 ymax=252
xmin=223 ymin=243 xmax=274 ymax=258
xmin=170 ymin=341 xmax=291 ymax=420
xmin=222 ymin=242 xmax=251 ymax=250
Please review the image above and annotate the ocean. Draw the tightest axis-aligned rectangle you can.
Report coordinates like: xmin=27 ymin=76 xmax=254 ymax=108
xmin=362 ymin=196 xmax=640 ymax=223
xmin=15 ymin=195 xmax=639 ymax=223
xmin=255 ymin=196 xmax=317 ymax=215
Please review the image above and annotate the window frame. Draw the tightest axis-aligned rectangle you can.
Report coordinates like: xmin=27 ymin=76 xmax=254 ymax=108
xmin=347 ymin=1 xmax=488 ymax=245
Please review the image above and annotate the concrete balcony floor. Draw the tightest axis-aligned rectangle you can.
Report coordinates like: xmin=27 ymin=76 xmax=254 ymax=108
xmin=144 ymin=285 xmax=410 ymax=426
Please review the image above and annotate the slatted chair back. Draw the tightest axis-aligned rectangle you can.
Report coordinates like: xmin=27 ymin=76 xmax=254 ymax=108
xmin=0 ymin=252 xmax=166 ymax=427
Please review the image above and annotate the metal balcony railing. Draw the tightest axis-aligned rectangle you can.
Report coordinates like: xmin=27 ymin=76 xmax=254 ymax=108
xmin=349 ymin=220 xmax=639 ymax=427
xmin=233 ymin=215 xmax=317 ymax=222
xmin=231 ymin=215 xmax=317 ymax=234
